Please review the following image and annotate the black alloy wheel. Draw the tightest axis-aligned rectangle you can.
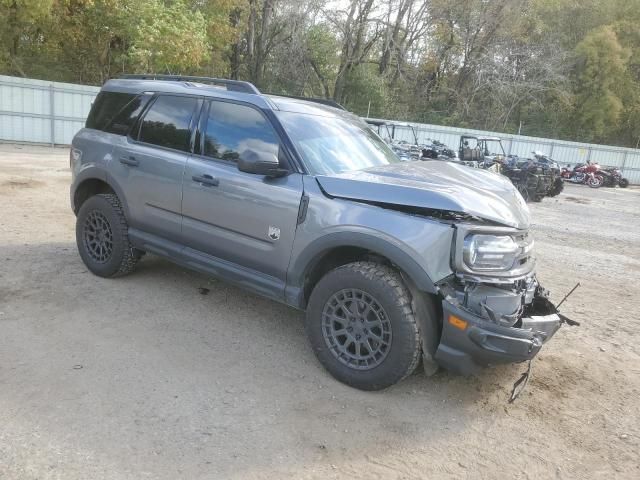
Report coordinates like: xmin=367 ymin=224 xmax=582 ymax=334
xmin=82 ymin=210 xmax=114 ymax=263
xmin=321 ymin=288 xmax=393 ymax=370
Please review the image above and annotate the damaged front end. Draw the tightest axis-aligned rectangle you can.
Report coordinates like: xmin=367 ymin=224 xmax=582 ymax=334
xmin=434 ymin=224 xmax=573 ymax=375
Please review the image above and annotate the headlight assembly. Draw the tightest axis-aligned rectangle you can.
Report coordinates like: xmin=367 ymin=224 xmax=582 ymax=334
xmin=462 ymin=234 xmax=520 ymax=271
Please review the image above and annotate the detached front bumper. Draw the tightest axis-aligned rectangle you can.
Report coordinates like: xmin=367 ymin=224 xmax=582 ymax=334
xmin=434 ymin=293 xmax=561 ymax=376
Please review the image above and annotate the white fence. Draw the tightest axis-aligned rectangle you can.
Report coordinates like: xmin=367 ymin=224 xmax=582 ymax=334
xmin=1 ymin=75 xmax=639 ymax=183
xmin=0 ymin=75 xmax=98 ymax=145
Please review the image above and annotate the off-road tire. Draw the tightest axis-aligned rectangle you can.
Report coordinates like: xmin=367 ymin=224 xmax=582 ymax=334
xmin=305 ymin=261 xmax=421 ymax=390
xmin=76 ymin=193 xmax=139 ymax=278
xmin=548 ymin=178 xmax=564 ymax=197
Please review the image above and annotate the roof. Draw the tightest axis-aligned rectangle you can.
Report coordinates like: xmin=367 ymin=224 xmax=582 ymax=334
xmin=365 ymin=119 xmax=389 ymax=126
xmin=461 ymin=134 xmax=502 ymax=141
xmin=101 ymin=77 xmax=349 ymax=118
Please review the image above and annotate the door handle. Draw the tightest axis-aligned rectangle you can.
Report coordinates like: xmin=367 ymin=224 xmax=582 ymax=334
xmin=192 ymin=174 xmax=219 ymax=187
xmin=119 ymin=156 xmax=139 ymax=167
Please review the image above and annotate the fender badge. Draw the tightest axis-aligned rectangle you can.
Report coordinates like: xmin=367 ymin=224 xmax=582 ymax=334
xmin=268 ymin=226 xmax=280 ymax=241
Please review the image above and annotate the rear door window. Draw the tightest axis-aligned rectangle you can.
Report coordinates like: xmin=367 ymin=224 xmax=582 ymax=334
xmin=203 ymin=100 xmax=279 ymax=162
xmin=138 ymin=95 xmax=198 ymax=152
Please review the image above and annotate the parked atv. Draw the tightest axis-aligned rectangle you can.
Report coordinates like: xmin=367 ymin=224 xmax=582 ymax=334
xmin=458 ymin=135 xmax=506 ymax=168
xmin=531 ymin=151 xmax=564 ymax=197
xmin=365 ymin=120 xmax=419 ymax=161
xmin=499 ymin=156 xmax=555 ymax=202
xmin=457 ymin=136 xmax=560 ymax=201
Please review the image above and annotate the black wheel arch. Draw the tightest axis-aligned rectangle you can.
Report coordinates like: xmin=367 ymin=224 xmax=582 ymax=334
xmin=286 ymin=232 xmax=439 ymax=310
xmin=72 ymin=170 xmax=130 ymax=219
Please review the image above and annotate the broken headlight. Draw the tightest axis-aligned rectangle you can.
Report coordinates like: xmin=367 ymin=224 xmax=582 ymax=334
xmin=463 ymin=234 xmax=520 ymax=271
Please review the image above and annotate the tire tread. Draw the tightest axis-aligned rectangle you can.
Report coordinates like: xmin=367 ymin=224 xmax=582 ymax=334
xmin=98 ymin=193 xmax=138 ymax=277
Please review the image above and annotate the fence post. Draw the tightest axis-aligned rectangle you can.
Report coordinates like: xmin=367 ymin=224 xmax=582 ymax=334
xmin=621 ymin=151 xmax=628 ymax=172
xmin=49 ymin=83 xmax=55 ymax=146
xmin=549 ymin=143 xmax=555 ymax=158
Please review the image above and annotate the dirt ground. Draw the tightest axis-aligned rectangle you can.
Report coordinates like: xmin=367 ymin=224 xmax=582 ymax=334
xmin=0 ymin=143 xmax=639 ymax=480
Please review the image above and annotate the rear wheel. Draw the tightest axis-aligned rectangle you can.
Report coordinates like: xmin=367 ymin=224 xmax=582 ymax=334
xmin=76 ymin=193 xmax=139 ymax=277
xmin=305 ymin=262 xmax=421 ymax=390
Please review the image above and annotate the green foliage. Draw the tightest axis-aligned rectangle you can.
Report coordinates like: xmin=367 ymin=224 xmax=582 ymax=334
xmin=0 ymin=0 xmax=54 ymax=75
xmin=4 ymin=0 xmax=640 ymax=147
xmin=574 ymin=26 xmax=630 ymax=142
xmin=128 ymin=0 xmax=209 ymax=73
xmin=342 ymin=65 xmax=388 ymax=117
xmin=305 ymin=24 xmax=340 ymax=97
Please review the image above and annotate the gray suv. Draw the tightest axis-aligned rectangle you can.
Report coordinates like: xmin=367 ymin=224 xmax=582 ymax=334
xmin=70 ymin=75 xmax=567 ymax=390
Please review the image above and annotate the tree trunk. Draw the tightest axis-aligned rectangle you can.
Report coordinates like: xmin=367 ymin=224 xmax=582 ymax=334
xmin=333 ymin=0 xmax=375 ymax=103
xmin=379 ymin=0 xmax=411 ymax=75
xmin=228 ymin=8 xmax=243 ymax=79
xmin=247 ymin=0 xmax=257 ymax=80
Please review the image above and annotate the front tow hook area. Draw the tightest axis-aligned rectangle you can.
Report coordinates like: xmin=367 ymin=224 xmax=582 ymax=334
xmin=434 ymin=300 xmax=558 ymax=376
xmin=468 ymin=327 xmax=543 ymax=357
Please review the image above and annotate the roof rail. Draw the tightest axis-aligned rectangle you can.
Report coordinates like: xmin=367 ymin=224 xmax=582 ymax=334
xmin=119 ymin=74 xmax=261 ymax=94
xmin=267 ymin=93 xmax=346 ymax=110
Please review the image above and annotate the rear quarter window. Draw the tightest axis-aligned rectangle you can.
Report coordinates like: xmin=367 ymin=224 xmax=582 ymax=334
xmin=105 ymin=93 xmax=152 ymax=135
xmin=86 ymin=92 xmax=137 ymax=131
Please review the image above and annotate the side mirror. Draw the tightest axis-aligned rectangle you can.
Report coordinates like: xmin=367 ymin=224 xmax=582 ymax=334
xmin=237 ymin=149 xmax=288 ymax=178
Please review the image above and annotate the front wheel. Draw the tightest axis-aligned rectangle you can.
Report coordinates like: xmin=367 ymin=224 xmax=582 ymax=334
xmin=305 ymin=262 xmax=422 ymax=390
xmin=548 ymin=178 xmax=564 ymax=197
xmin=619 ymin=178 xmax=629 ymax=188
xmin=588 ymin=175 xmax=603 ymax=188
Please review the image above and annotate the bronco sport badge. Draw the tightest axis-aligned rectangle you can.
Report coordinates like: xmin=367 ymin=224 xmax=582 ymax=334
xmin=268 ymin=226 xmax=280 ymax=241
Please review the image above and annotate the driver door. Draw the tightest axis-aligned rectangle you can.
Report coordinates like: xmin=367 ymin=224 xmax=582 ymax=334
xmin=181 ymin=99 xmax=303 ymax=299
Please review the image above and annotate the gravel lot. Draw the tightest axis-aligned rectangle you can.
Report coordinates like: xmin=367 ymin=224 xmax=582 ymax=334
xmin=1 ymin=144 xmax=639 ymax=480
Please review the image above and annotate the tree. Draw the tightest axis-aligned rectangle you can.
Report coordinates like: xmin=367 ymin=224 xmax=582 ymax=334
xmin=128 ymin=0 xmax=209 ymax=74
xmin=0 ymin=0 xmax=53 ymax=76
xmin=328 ymin=0 xmax=380 ymax=103
xmin=574 ymin=26 xmax=630 ymax=142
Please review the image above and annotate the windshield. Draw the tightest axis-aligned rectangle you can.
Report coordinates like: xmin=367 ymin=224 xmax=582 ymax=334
xmin=276 ymin=111 xmax=401 ymax=175
xmin=485 ymin=140 xmax=505 ymax=156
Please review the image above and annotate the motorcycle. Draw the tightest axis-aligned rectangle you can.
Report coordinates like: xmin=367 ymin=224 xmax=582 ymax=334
xmin=597 ymin=167 xmax=629 ymax=188
xmin=561 ymin=163 xmax=603 ymax=188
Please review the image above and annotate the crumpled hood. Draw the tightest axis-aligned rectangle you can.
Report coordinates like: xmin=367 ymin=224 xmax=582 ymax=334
xmin=316 ymin=161 xmax=530 ymax=229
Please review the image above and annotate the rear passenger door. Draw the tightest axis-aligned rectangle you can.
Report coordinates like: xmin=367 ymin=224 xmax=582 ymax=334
xmin=181 ymin=99 xmax=303 ymax=297
xmin=111 ymin=94 xmax=201 ymax=242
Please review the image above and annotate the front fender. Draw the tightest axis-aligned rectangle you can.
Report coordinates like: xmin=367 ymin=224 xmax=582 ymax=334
xmin=285 ymin=229 xmax=439 ymax=308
